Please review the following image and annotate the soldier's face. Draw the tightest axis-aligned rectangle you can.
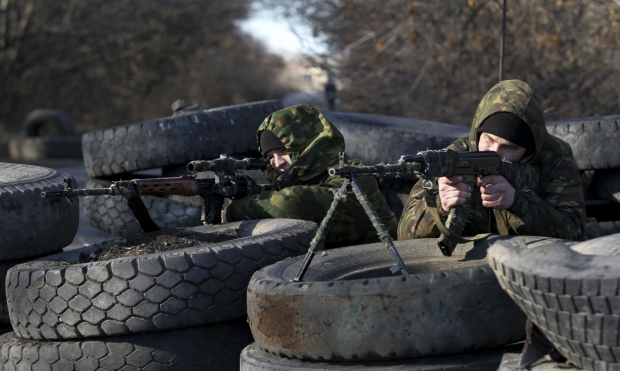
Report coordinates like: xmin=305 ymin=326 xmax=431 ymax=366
xmin=478 ymin=133 xmax=527 ymax=162
xmin=267 ymin=147 xmax=292 ymax=174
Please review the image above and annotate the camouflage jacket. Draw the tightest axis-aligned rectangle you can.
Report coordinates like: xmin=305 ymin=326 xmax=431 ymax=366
xmin=225 ymin=104 xmax=398 ymax=248
xmin=397 ymin=80 xmax=586 ymax=241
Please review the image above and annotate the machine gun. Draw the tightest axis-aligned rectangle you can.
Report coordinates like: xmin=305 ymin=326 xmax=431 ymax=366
xmin=42 ymin=156 xmax=269 ymax=232
xmin=328 ymin=149 xmax=538 ymax=257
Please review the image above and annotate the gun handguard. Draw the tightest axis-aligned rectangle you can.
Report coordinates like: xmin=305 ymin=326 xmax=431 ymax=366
xmin=187 ymin=158 xmax=268 ymax=174
xmin=328 ymin=162 xmax=421 ymax=177
xmin=41 ymin=182 xmax=133 ymax=198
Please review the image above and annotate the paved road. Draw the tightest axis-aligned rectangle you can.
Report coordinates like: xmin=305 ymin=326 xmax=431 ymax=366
xmin=32 ymin=159 xmax=119 ymax=251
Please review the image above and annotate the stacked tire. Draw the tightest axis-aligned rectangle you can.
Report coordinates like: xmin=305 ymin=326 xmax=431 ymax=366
xmin=488 ymin=233 xmax=620 ymax=371
xmin=0 ymin=163 xmax=80 ymax=328
xmin=9 ymin=110 xmax=82 ymax=161
xmin=241 ymin=235 xmax=569 ymax=370
xmin=80 ymin=100 xmax=284 ymax=237
xmin=546 ymin=116 xmax=620 ymax=239
xmin=2 ymin=219 xmax=318 ymax=370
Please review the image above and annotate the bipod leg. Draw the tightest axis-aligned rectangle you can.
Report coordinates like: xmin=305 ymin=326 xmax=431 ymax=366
xmin=293 ymin=180 xmax=350 ymax=282
xmin=350 ymin=177 xmax=410 ymax=276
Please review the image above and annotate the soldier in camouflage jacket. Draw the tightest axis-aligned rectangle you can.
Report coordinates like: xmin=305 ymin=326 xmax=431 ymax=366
xmin=398 ymin=80 xmax=586 ymax=241
xmin=224 ymin=104 xmax=398 ymax=248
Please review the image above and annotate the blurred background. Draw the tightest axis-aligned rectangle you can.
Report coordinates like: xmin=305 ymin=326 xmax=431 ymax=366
xmin=1 ymin=0 xmax=619 ymax=141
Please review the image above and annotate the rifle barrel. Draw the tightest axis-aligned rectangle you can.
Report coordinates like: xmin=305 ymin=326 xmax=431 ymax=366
xmin=41 ymin=187 xmax=122 ymax=198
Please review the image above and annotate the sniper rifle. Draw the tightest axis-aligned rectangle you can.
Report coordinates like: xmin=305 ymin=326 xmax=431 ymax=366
xmin=42 ymin=156 xmax=269 ymax=231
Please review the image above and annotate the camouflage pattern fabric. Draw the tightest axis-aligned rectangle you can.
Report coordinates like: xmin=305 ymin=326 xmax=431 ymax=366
xmin=398 ymin=80 xmax=586 ymax=241
xmin=225 ymin=104 xmax=398 ymax=247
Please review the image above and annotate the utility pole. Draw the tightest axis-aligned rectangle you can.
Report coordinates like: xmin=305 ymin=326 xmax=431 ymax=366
xmin=499 ymin=0 xmax=507 ymax=82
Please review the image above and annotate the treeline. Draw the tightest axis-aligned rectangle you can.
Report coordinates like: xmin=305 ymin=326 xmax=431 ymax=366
xmin=270 ymin=0 xmax=620 ymax=125
xmin=0 ymin=0 xmax=292 ymax=136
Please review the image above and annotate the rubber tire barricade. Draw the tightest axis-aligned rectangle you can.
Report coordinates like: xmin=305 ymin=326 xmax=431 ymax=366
xmin=8 ymin=136 xmax=83 ymax=162
xmin=569 ymin=233 xmax=620 ymax=256
xmin=487 ymin=233 xmax=620 ymax=371
xmin=323 ymin=111 xmax=469 ymax=165
xmin=0 ymin=317 xmax=253 ymax=371
xmin=0 ymin=252 xmax=60 ymax=326
xmin=0 ymin=163 xmax=79 ymax=261
xmin=592 ymin=170 xmax=620 ymax=204
xmin=240 ymin=343 xmax=523 ymax=371
xmin=80 ymin=179 xmax=202 ymax=238
xmin=23 ymin=109 xmax=74 ymax=137
xmin=546 ymin=115 xmax=620 ymax=171
xmin=7 ymin=219 xmax=317 ymax=340
xmin=584 ymin=220 xmax=620 ymax=242
xmin=246 ymin=235 xmax=566 ymax=361
xmin=498 ymin=353 xmax=584 ymax=371
xmin=82 ymin=100 xmax=284 ymax=178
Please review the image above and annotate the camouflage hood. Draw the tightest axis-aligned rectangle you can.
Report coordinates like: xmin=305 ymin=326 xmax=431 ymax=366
xmin=468 ymin=79 xmax=546 ymax=163
xmin=257 ymin=104 xmax=345 ymax=187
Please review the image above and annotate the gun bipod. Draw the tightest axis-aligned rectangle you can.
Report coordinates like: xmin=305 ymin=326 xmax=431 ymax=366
xmin=293 ymin=152 xmax=410 ymax=282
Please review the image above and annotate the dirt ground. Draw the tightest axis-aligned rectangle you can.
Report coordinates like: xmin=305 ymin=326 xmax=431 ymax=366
xmin=79 ymin=227 xmax=239 ymax=263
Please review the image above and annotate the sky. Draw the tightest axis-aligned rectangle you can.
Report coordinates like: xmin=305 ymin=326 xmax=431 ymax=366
xmin=238 ymin=6 xmax=327 ymax=58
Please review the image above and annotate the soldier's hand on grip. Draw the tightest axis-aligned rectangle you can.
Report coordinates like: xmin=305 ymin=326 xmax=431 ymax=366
xmin=477 ymin=175 xmax=515 ymax=210
xmin=438 ymin=176 xmax=472 ymax=212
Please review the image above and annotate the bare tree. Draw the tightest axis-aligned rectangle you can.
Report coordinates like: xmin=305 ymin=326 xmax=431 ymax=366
xmin=265 ymin=0 xmax=620 ymax=125
xmin=0 ymin=0 xmax=292 ymax=135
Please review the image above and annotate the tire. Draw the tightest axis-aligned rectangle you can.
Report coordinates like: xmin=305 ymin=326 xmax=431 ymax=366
xmin=570 ymin=232 xmax=620 ymax=256
xmin=8 ymin=136 xmax=82 ymax=161
xmin=0 ymin=163 xmax=79 ymax=261
xmin=487 ymin=234 xmax=620 ymax=371
xmin=7 ymin=219 xmax=317 ymax=340
xmin=82 ymin=100 xmax=283 ymax=178
xmin=240 ymin=342 xmax=522 ymax=371
xmin=23 ymin=109 xmax=74 ymax=137
xmin=497 ymin=353 xmax=583 ymax=371
xmin=584 ymin=220 xmax=620 ymax=240
xmin=323 ymin=112 xmax=469 ymax=165
xmin=592 ymin=170 xmax=620 ymax=204
xmin=247 ymin=235 xmax=566 ymax=361
xmin=0 ymin=252 xmax=60 ymax=326
xmin=81 ymin=179 xmax=203 ymax=237
xmin=546 ymin=115 xmax=620 ymax=170
xmin=0 ymin=317 xmax=253 ymax=371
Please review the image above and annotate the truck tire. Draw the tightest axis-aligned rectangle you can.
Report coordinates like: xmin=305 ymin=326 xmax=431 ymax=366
xmin=23 ymin=109 xmax=74 ymax=137
xmin=9 ymin=136 xmax=82 ymax=161
xmin=0 ymin=318 xmax=252 ymax=371
xmin=0 ymin=163 xmax=79 ymax=261
xmin=584 ymin=220 xmax=620 ymax=240
xmin=0 ymin=253 xmax=60 ymax=325
xmin=546 ymin=115 xmax=620 ymax=170
xmin=7 ymin=219 xmax=317 ymax=340
xmin=323 ymin=112 xmax=469 ymax=164
xmin=81 ymin=179 xmax=203 ymax=237
xmin=241 ymin=342 xmax=523 ymax=371
xmin=247 ymin=235 xmax=566 ymax=361
xmin=82 ymin=100 xmax=283 ymax=178
xmin=592 ymin=169 xmax=620 ymax=204
xmin=497 ymin=353 xmax=583 ymax=371
xmin=487 ymin=234 xmax=620 ymax=371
